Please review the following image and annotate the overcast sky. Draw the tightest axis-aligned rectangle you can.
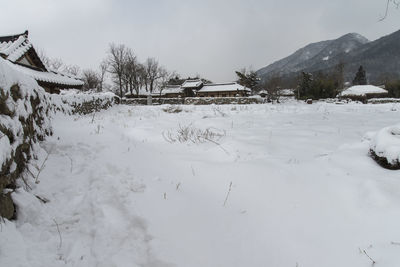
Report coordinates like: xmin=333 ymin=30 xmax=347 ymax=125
xmin=1 ymin=0 xmax=399 ymax=82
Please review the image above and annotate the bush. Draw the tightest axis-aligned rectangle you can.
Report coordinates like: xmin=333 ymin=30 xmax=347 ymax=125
xmin=162 ymin=124 xmax=225 ymax=144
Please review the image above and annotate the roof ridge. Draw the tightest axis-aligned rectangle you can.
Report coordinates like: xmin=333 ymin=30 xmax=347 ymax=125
xmin=203 ymin=82 xmax=237 ymax=86
xmin=0 ymin=30 xmax=28 ymax=43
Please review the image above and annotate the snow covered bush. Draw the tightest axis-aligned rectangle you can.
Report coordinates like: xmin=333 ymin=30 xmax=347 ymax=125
xmin=370 ymin=124 xmax=400 ymax=170
xmin=162 ymin=105 xmax=183 ymax=113
xmin=0 ymin=58 xmax=53 ymax=219
xmin=163 ymin=124 xmax=225 ymax=144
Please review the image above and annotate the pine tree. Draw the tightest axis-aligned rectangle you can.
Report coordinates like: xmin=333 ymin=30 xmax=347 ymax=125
xmin=352 ymin=65 xmax=367 ymax=85
xmin=298 ymin=72 xmax=312 ymax=98
xmin=235 ymin=69 xmax=259 ymax=91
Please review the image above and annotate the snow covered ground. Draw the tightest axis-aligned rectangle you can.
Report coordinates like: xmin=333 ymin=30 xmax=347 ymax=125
xmin=2 ymin=101 xmax=400 ymax=267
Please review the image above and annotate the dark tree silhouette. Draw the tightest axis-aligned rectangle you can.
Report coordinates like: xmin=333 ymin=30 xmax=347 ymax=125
xmin=352 ymin=66 xmax=367 ymax=85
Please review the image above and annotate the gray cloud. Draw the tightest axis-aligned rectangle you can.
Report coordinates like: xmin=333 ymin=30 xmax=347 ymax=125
xmin=1 ymin=0 xmax=399 ymax=82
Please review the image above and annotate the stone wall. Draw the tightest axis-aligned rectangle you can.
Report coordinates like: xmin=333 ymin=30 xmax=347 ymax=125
xmin=0 ymin=58 xmax=54 ymax=220
xmin=0 ymin=57 xmax=118 ymax=220
xmin=122 ymin=97 xmax=266 ymax=106
xmin=184 ymin=97 xmax=266 ymax=105
xmin=368 ymin=98 xmax=400 ymax=104
xmin=60 ymin=91 xmax=118 ymax=115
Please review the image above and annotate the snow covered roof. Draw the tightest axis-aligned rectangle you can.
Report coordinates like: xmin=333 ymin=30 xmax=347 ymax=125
xmin=339 ymin=85 xmax=388 ymax=97
xmin=0 ymin=35 xmax=33 ymax=62
xmin=0 ymin=31 xmax=83 ymax=88
xmin=198 ymin=82 xmax=251 ymax=93
xmin=162 ymin=85 xmax=184 ymax=94
xmin=181 ymin=79 xmax=203 ymax=88
xmin=258 ymin=90 xmax=268 ymax=95
xmin=280 ymin=89 xmax=295 ymax=96
xmin=7 ymin=61 xmax=83 ymax=87
xmin=258 ymin=89 xmax=294 ymax=96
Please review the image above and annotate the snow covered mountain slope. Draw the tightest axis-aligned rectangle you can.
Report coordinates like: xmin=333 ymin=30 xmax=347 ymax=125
xmin=257 ymin=29 xmax=400 ymax=84
xmin=257 ymin=33 xmax=369 ymax=80
xmin=1 ymin=102 xmax=400 ymax=267
xmin=256 ymin=39 xmax=332 ymax=78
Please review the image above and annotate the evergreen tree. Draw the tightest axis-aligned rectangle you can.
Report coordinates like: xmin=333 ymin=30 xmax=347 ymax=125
xmin=297 ymin=71 xmax=337 ymax=99
xmin=298 ymin=72 xmax=312 ymax=98
xmin=352 ymin=65 xmax=367 ymax=85
xmin=235 ymin=69 xmax=259 ymax=91
xmin=334 ymin=62 xmax=345 ymax=90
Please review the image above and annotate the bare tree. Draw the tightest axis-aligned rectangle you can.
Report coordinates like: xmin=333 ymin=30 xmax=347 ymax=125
xmin=82 ymin=69 xmax=100 ymax=91
xmin=64 ymin=64 xmax=81 ymax=77
xmin=157 ymin=68 xmax=173 ymax=96
xmin=258 ymin=75 xmax=282 ymax=103
xmin=143 ymin=58 xmax=164 ymax=93
xmin=38 ymin=49 xmax=63 ymax=71
xmin=38 ymin=49 xmax=81 ymax=75
xmin=107 ymin=43 xmax=128 ymax=97
xmin=122 ymin=48 xmax=145 ymax=96
xmin=46 ymin=58 xmax=64 ymax=72
xmin=98 ymin=60 xmax=108 ymax=92
xmin=380 ymin=0 xmax=399 ymax=20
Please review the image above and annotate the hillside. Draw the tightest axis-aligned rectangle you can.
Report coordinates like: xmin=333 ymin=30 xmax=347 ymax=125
xmin=257 ymin=30 xmax=400 ymax=84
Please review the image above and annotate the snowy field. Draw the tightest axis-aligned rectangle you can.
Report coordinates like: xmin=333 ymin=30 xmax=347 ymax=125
xmin=2 ymin=101 xmax=400 ymax=267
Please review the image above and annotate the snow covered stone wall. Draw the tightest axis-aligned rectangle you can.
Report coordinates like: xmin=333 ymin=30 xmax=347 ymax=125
xmin=185 ymin=97 xmax=266 ymax=105
xmin=60 ymin=90 xmax=118 ymax=115
xmin=0 ymin=58 xmax=53 ymax=219
xmin=122 ymin=97 xmax=266 ymax=106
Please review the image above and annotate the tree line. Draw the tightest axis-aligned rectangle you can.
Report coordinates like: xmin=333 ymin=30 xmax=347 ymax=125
xmin=40 ymin=44 xmax=177 ymax=97
xmin=235 ymin=64 xmax=400 ymax=100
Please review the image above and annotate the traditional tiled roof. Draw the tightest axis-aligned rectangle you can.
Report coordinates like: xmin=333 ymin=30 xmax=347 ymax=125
xmin=6 ymin=61 xmax=84 ymax=87
xmin=0 ymin=32 xmax=33 ymax=63
xmin=181 ymin=79 xmax=203 ymax=88
xmin=197 ymin=82 xmax=251 ymax=93
xmin=0 ymin=31 xmax=83 ymax=88
xmin=162 ymin=85 xmax=184 ymax=94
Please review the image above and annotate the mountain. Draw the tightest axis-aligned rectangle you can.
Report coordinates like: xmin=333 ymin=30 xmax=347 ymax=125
xmin=257 ymin=30 xmax=400 ymax=85
xmin=256 ymin=40 xmax=332 ymax=78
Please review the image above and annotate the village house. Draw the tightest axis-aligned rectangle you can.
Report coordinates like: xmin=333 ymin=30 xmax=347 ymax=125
xmin=122 ymin=79 xmax=252 ymax=99
xmin=0 ymin=31 xmax=83 ymax=93
xmin=181 ymin=79 xmax=203 ymax=97
xmin=161 ymin=85 xmax=185 ymax=98
xmin=338 ymin=85 xmax=388 ymax=103
xmin=196 ymin=82 xmax=251 ymax=97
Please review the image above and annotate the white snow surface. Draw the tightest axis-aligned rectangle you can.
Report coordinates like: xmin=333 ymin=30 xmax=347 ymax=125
xmin=2 ymin=102 xmax=400 ymax=267
xmin=340 ymin=85 xmax=388 ymax=97
xmin=370 ymin=124 xmax=400 ymax=164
